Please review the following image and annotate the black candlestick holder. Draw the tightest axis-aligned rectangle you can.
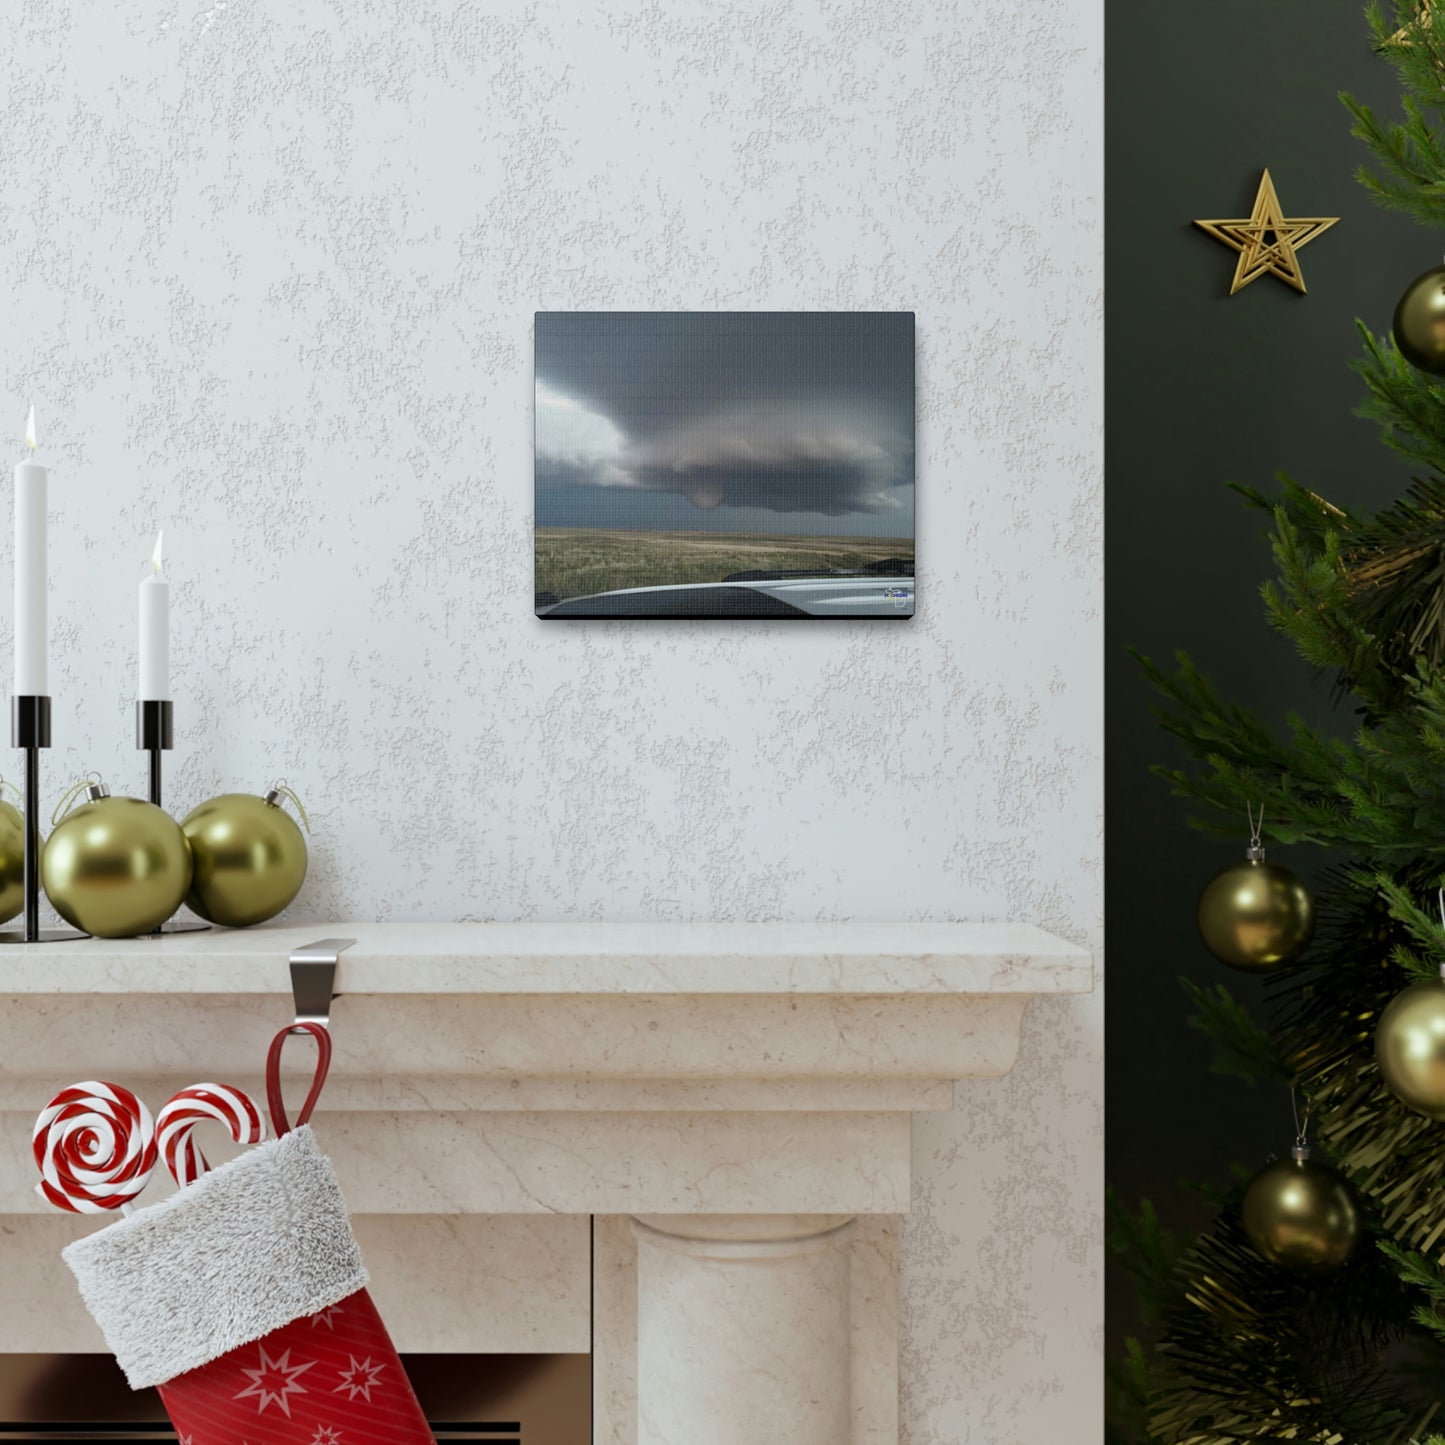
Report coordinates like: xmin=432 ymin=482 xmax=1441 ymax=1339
xmin=136 ymin=699 xmax=173 ymax=806
xmin=136 ymin=699 xmax=208 ymax=935
xmin=0 ymin=695 xmax=87 ymax=943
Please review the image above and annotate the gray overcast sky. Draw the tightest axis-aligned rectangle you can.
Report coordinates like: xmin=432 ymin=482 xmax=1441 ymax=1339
xmin=535 ymin=312 xmax=914 ymax=537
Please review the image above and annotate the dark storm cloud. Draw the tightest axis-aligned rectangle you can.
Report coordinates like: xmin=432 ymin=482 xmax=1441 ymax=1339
xmin=534 ymin=312 xmax=913 ymax=521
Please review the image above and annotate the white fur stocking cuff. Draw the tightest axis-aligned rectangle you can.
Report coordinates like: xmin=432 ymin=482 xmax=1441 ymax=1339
xmin=61 ymin=1124 xmax=368 ymax=1389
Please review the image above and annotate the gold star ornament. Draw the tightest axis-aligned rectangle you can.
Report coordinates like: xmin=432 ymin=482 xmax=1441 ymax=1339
xmin=1194 ymin=169 xmax=1339 ymax=296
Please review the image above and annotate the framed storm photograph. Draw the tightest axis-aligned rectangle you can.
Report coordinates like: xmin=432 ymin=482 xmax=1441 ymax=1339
xmin=534 ymin=311 xmax=915 ymax=618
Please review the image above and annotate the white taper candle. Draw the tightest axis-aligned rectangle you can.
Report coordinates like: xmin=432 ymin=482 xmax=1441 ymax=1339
xmin=14 ymin=406 xmax=46 ymax=696
xmin=138 ymin=531 xmax=169 ymax=701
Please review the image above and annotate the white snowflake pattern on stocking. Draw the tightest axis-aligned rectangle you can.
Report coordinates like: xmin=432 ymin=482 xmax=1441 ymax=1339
xmin=233 ymin=1343 xmax=316 ymax=1417
xmin=309 ymin=1302 xmax=346 ymax=1330
xmin=334 ymin=1354 xmax=385 ymax=1402
xmin=310 ymin=1426 xmax=345 ymax=1444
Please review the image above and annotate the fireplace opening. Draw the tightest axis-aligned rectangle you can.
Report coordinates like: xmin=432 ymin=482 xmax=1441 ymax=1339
xmin=0 ymin=1351 xmax=591 ymax=1443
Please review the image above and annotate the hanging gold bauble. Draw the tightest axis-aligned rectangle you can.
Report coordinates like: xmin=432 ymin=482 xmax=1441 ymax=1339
xmin=1197 ymin=847 xmax=1314 ymax=973
xmin=181 ymin=785 xmax=309 ymax=929
xmin=1376 ymin=976 xmax=1445 ymax=1118
xmin=1241 ymin=1147 xmax=1361 ymax=1272
xmin=1394 ymin=265 xmax=1445 ymax=374
xmin=0 ymin=785 xmax=24 ymax=925
xmin=41 ymin=781 xmax=192 ymax=938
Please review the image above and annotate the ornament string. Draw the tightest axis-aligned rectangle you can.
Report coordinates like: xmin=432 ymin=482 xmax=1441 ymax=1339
xmin=1290 ymin=1087 xmax=1312 ymax=1153
xmin=0 ymin=777 xmax=21 ymax=807
xmin=51 ymin=773 xmax=103 ymax=826
xmin=271 ymin=779 xmax=310 ymax=834
xmin=1435 ymin=888 xmax=1445 ymax=981
xmin=1247 ymin=803 xmax=1264 ymax=851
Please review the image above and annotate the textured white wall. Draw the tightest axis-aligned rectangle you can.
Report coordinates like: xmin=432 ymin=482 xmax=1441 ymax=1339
xmin=0 ymin=1 xmax=1101 ymax=1438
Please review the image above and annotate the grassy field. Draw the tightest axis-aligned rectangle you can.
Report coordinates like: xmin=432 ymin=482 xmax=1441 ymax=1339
xmin=536 ymin=527 xmax=914 ymax=602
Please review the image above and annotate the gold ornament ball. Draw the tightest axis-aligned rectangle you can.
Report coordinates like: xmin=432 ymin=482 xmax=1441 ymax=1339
xmin=42 ymin=794 xmax=193 ymax=938
xmin=182 ymin=791 xmax=308 ymax=928
xmin=0 ymin=797 xmax=24 ymax=924
xmin=1241 ymin=1154 xmax=1360 ymax=1272
xmin=1376 ymin=979 xmax=1445 ymax=1119
xmin=1393 ymin=265 xmax=1445 ymax=374
xmin=1197 ymin=859 xmax=1314 ymax=972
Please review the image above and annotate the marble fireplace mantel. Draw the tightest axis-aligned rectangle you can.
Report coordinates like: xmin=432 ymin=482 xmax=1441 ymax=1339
xmin=0 ymin=920 xmax=1092 ymax=1444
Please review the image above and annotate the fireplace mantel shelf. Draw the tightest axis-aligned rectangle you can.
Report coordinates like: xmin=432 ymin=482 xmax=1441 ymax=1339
xmin=0 ymin=915 xmax=1091 ymax=1216
xmin=0 ymin=918 xmax=1090 ymax=996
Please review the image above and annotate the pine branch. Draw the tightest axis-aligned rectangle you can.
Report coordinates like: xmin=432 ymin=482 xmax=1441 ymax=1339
xmin=1353 ymin=324 xmax=1445 ymax=476
xmin=1228 ymin=474 xmax=1357 ymax=544
xmin=1335 ymin=477 xmax=1445 ymax=679
xmin=1106 ymin=1195 xmax=1181 ymax=1445
xmin=1138 ymin=644 xmax=1445 ymax=856
xmin=1260 ymin=500 xmax=1401 ymax=709
xmin=1381 ymin=1242 xmax=1445 ymax=1347
xmin=1107 ymin=1337 xmax=1162 ymax=1445
xmin=1108 ymin=1191 xmax=1184 ymax=1329
xmin=1182 ymin=978 xmax=1294 ymax=1086
xmin=1375 ymin=873 xmax=1445 ymax=978
xmin=1347 ymin=2 xmax=1445 ymax=227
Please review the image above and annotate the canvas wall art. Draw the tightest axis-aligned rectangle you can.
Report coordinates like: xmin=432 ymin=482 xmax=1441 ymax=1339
xmin=534 ymin=311 xmax=915 ymax=618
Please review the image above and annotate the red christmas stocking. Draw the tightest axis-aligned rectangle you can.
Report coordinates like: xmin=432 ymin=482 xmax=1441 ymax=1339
xmin=62 ymin=1025 xmax=435 ymax=1444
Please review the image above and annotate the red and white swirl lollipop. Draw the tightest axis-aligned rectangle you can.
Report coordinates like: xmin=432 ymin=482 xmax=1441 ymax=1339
xmin=33 ymin=1081 xmax=158 ymax=1215
xmin=156 ymin=1083 xmax=266 ymax=1187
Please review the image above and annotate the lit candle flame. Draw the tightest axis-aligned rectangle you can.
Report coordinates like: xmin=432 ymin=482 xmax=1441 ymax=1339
xmin=150 ymin=530 xmax=164 ymax=575
xmin=23 ymin=405 xmax=36 ymax=454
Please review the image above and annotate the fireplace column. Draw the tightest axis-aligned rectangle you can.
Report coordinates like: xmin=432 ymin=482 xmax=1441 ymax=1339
xmin=632 ymin=1214 xmax=856 ymax=1445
